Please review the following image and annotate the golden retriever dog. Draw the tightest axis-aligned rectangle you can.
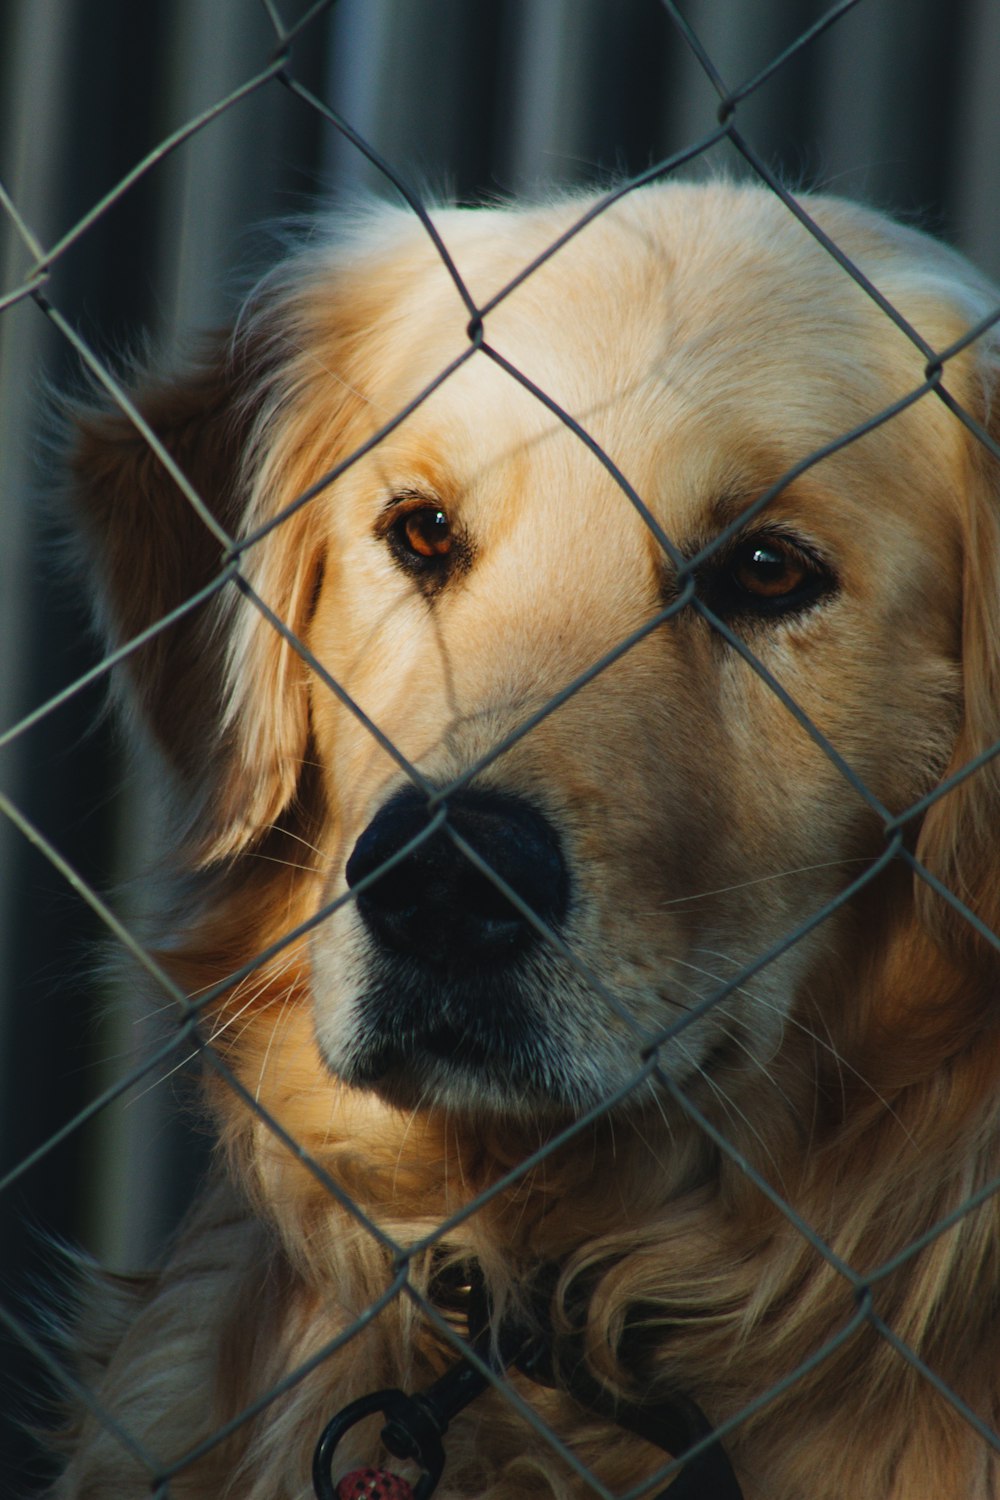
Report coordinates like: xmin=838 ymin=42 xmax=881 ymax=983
xmin=54 ymin=181 xmax=1000 ymax=1500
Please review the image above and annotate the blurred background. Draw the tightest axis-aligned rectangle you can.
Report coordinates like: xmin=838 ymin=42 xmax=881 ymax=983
xmin=2 ymin=0 xmax=999 ymax=1490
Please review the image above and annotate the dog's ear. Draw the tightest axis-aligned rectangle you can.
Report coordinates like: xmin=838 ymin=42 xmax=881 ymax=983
xmin=914 ymin=377 xmax=1000 ymax=967
xmin=70 ymin=335 xmax=329 ymax=861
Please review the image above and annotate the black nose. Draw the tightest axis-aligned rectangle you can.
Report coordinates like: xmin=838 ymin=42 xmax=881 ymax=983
xmin=344 ymin=787 xmax=569 ymax=971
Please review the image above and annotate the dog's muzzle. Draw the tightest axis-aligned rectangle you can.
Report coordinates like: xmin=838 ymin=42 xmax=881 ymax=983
xmin=337 ymin=786 xmax=573 ymax=1104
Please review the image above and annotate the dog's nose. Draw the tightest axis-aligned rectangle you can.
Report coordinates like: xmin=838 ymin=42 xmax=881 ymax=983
xmin=345 ymin=787 xmax=569 ymax=970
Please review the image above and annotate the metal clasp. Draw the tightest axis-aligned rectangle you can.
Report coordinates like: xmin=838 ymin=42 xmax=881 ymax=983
xmin=313 ymin=1352 xmax=499 ymax=1500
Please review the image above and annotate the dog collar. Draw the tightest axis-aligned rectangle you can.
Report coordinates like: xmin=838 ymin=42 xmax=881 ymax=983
xmin=312 ymin=1263 xmax=744 ymax=1500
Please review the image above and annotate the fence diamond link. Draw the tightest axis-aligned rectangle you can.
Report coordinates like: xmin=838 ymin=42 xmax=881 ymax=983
xmin=2 ymin=1 xmax=1000 ymax=1497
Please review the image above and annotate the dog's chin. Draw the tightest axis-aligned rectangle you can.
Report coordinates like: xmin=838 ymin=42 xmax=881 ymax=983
xmin=341 ymin=1050 xmax=576 ymax=1120
xmin=328 ymin=1026 xmax=588 ymax=1121
xmin=317 ymin=962 xmax=616 ymax=1120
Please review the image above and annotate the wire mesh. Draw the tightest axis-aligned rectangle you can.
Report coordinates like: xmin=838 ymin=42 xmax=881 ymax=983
xmin=3 ymin=1 xmax=1000 ymax=1496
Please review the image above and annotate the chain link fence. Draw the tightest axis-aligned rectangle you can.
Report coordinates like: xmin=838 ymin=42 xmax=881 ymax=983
xmin=3 ymin=1 xmax=1000 ymax=1496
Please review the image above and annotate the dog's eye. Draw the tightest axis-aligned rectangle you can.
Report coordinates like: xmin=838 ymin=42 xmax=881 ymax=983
xmin=394 ymin=507 xmax=453 ymax=562
xmin=381 ymin=501 xmax=454 ymax=571
xmin=732 ymin=538 xmax=809 ymax=599
xmin=379 ymin=498 xmax=467 ymax=594
xmin=697 ymin=533 xmax=835 ymax=621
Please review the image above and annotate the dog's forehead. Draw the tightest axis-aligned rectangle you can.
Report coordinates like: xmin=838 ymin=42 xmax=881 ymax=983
xmin=332 ymin=332 xmax=952 ymax=562
xmin=329 ymin=196 xmax=948 ymax=435
xmin=287 ymin=185 xmax=976 ymax=560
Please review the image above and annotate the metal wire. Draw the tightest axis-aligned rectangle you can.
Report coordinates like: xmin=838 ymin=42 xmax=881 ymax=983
xmin=3 ymin=1 xmax=1000 ymax=1496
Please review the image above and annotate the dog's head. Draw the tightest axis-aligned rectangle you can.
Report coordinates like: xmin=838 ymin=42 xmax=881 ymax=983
xmin=70 ymin=183 xmax=1000 ymax=1129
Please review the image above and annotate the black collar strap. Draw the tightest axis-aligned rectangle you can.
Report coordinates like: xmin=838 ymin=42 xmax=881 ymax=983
xmin=312 ymin=1262 xmax=744 ymax=1500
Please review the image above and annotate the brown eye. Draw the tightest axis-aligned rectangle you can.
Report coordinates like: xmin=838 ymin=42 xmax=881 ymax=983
xmin=399 ymin=507 xmax=452 ymax=560
xmin=732 ymin=538 xmax=808 ymax=599
xmin=695 ymin=531 xmax=836 ymax=622
xmin=381 ymin=499 xmax=466 ymax=595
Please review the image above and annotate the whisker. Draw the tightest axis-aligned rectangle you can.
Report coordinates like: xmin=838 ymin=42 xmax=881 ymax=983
xmin=670 ymin=1032 xmax=786 ymax=1187
xmin=248 ymin=852 xmax=326 ymax=874
xmin=127 ymin=958 xmax=300 ymax=1102
xmin=289 ymin=338 xmax=390 ymax=418
xmin=254 ymin=990 xmax=297 ymax=1100
xmin=261 ymin=825 xmax=332 ymax=863
xmin=124 ymin=1046 xmax=202 ymax=1107
xmin=664 ymin=966 xmax=799 ymax=1116
xmin=685 ymin=947 xmax=915 ymax=1145
xmin=658 ymin=856 xmax=871 ymax=908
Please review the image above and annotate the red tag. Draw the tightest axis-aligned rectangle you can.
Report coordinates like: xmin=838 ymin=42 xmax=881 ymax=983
xmin=336 ymin=1467 xmax=416 ymax=1500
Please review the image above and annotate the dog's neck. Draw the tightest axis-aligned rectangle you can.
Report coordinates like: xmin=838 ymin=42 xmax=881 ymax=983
xmin=194 ymin=924 xmax=1000 ymax=1500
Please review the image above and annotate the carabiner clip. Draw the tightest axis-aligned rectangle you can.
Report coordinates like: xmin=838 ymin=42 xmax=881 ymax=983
xmin=313 ymin=1265 xmax=547 ymax=1500
xmin=313 ymin=1348 xmax=502 ymax=1500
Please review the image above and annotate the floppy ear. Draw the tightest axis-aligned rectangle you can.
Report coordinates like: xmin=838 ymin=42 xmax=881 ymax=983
xmin=69 ymin=335 xmax=328 ymax=861
xmin=914 ymin=392 xmax=1000 ymax=968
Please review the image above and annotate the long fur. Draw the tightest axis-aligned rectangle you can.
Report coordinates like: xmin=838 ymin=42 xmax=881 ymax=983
xmin=54 ymin=182 xmax=1000 ymax=1499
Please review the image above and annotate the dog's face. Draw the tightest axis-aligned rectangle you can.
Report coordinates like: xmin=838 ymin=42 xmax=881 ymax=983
xmin=74 ymin=183 xmax=1000 ymax=1125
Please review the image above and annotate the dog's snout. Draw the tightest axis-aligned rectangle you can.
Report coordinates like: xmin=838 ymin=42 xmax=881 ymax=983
xmin=345 ymin=788 xmax=568 ymax=969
